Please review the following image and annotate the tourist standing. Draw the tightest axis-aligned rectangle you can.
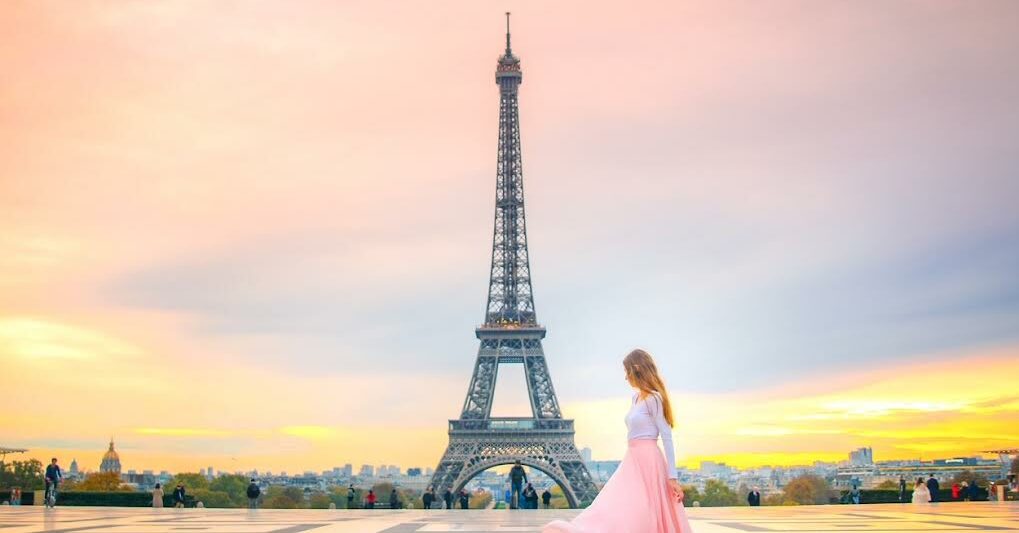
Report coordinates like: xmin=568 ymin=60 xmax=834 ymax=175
xmin=509 ymin=460 xmax=527 ymax=509
xmin=347 ymin=485 xmax=356 ymax=509
xmin=246 ymin=479 xmax=261 ymax=509
xmin=443 ymin=488 xmax=454 ymax=509
xmin=365 ymin=489 xmax=376 ymax=509
xmin=458 ymin=488 xmax=469 ymax=509
xmin=899 ymin=477 xmax=907 ymax=503
xmin=523 ymin=483 xmax=537 ymax=509
xmin=542 ymin=488 xmax=552 ymax=509
xmin=152 ymin=483 xmax=164 ymax=508
xmin=423 ymin=486 xmax=434 ymax=510
xmin=390 ymin=488 xmax=401 ymax=510
xmin=951 ymin=482 xmax=961 ymax=500
xmin=173 ymin=483 xmax=186 ymax=508
xmin=10 ymin=488 xmax=21 ymax=506
xmin=926 ymin=474 xmax=940 ymax=503
xmin=747 ymin=487 xmax=761 ymax=506
xmin=912 ymin=477 xmax=931 ymax=504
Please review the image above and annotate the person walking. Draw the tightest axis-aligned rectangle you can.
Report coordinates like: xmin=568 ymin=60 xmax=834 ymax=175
xmin=747 ymin=487 xmax=761 ymax=506
xmin=951 ymin=482 xmax=961 ymax=500
xmin=899 ymin=477 xmax=907 ymax=503
xmin=443 ymin=488 xmax=454 ymax=509
xmin=509 ymin=460 xmax=527 ymax=509
xmin=347 ymin=485 xmax=356 ymax=509
xmin=173 ymin=483 xmax=186 ymax=508
xmin=10 ymin=488 xmax=21 ymax=506
xmin=422 ymin=486 xmax=435 ymax=510
xmin=458 ymin=488 xmax=470 ymax=509
xmin=246 ymin=479 xmax=261 ymax=509
xmin=389 ymin=488 xmax=401 ymax=510
xmin=152 ymin=483 xmax=164 ymax=508
xmin=926 ymin=474 xmax=940 ymax=503
xmin=542 ymin=488 xmax=552 ymax=509
xmin=365 ymin=489 xmax=376 ymax=509
xmin=912 ymin=477 xmax=931 ymax=504
xmin=544 ymin=349 xmax=692 ymax=533
xmin=44 ymin=458 xmax=62 ymax=508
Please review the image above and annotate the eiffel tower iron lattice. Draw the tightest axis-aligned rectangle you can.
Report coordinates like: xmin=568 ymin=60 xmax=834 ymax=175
xmin=429 ymin=13 xmax=599 ymax=509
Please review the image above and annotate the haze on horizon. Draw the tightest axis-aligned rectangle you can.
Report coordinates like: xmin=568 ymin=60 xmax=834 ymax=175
xmin=2 ymin=0 xmax=1018 ymax=474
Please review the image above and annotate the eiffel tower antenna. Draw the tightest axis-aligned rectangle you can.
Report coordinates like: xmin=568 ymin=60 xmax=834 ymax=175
xmin=429 ymin=14 xmax=598 ymax=508
xmin=505 ymin=11 xmax=512 ymax=54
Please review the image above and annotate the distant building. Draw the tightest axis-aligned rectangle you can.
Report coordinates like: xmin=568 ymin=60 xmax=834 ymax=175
xmin=359 ymin=465 xmax=374 ymax=477
xmin=849 ymin=447 xmax=874 ymax=466
xmin=700 ymin=461 xmax=732 ymax=476
xmin=581 ymin=447 xmax=593 ymax=463
xmin=69 ymin=458 xmax=79 ymax=476
xmin=100 ymin=440 xmax=122 ymax=474
xmin=407 ymin=468 xmax=422 ymax=476
xmin=208 ymin=466 xmax=215 ymax=478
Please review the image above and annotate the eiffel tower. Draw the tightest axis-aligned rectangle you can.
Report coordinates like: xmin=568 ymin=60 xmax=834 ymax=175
xmin=429 ymin=13 xmax=599 ymax=508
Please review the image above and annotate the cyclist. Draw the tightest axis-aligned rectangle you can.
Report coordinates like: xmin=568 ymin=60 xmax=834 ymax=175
xmin=44 ymin=458 xmax=62 ymax=508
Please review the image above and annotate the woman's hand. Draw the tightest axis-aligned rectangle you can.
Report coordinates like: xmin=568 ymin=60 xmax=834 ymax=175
xmin=668 ymin=479 xmax=684 ymax=503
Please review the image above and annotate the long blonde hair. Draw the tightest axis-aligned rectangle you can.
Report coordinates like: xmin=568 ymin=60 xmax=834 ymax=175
xmin=623 ymin=348 xmax=675 ymax=427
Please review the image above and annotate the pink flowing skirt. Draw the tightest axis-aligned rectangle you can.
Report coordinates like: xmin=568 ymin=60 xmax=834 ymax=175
xmin=544 ymin=440 xmax=693 ymax=533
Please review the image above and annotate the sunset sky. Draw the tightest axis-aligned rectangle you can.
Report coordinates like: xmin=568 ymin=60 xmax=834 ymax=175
xmin=2 ymin=1 xmax=1018 ymax=475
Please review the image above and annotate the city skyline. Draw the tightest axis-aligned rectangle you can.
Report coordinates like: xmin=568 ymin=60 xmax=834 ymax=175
xmin=3 ymin=1 xmax=1019 ymax=475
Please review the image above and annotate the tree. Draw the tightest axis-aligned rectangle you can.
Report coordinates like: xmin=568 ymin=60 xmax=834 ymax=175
xmin=190 ymin=488 xmax=234 ymax=508
xmin=468 ymin=490 xmax=492 ymax=509
xmin=70 ymin=471 xmax=132 ymax=492
xmin=681 ymin=484 xmax=701 ymax=506
xmin=209 ymin=475 xmax=249 ymax=507
xmin=309 ymin=492 xmax=332 ymax=509
xmin=951 ymin=470 xmax=989 ymax=487
xmin=0 ymin=459 xmax=44 ymax=490
xmin=264 ymin=486 xmax=305 ymax=509
xmin=782 ymin=475 xmax=832 ymax=505
xmin=329 ymin=486 xmax=357 ymax=509
xmin=876 ymin=479 xmax=900 ymax=490
xmin=699 ymin=479 xmax=741 ymax=507
xmin=169 ymin=473 xmax=210 ymax=492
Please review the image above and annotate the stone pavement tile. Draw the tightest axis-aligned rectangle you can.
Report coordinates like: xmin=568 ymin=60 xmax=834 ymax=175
xmin=0 ymin=502 xmax=1016 ymax=533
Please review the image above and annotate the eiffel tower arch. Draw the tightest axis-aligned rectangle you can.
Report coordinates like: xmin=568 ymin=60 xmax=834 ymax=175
xmin=429 ymin=13 xmax=599 ymax=508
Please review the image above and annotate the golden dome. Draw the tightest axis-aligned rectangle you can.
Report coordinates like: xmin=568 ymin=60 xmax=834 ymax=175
xmin=100 ymin=440 xmax=121 ymax=473
xmin=102 ymin=441 xmax=119 ymax=461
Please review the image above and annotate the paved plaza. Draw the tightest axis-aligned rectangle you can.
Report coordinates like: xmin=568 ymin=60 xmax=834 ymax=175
xmin=1 ymin=502 xmax=1017 ymax=533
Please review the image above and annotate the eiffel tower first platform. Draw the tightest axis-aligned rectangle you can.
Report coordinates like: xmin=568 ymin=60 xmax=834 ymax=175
xmin=429 ymin=14 xmax=599 ymax=508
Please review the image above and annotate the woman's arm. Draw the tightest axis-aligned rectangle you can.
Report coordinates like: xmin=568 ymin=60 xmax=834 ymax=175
xmin=649 ymin=394 xmax=679 ymax=479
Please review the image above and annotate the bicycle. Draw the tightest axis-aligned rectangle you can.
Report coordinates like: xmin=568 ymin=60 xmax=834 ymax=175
xmin=44 ymin=482 xmax=58 ymax=508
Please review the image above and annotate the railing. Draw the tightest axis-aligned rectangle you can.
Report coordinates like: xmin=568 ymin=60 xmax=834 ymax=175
xmin=450 ymin=418 xmax=574 ymax=431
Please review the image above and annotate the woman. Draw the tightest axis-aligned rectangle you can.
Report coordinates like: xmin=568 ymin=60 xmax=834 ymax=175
xmin=912 ymin=477 xmax=931 ymax=504
xmin=152 ymin=483 xmax=164 ymax=508
xmin=423 ymin=486 xmax=434 ymax=510
xmin=545 ymin=349 xmax=692 ymax=533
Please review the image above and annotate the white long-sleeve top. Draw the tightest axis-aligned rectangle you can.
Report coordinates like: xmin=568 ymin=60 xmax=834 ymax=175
xmin=626 ymin=392 xmax=678 ymax=479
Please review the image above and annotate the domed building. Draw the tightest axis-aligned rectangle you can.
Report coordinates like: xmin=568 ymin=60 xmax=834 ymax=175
xmin=99 ymin=440 xmax=121 ymax=474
